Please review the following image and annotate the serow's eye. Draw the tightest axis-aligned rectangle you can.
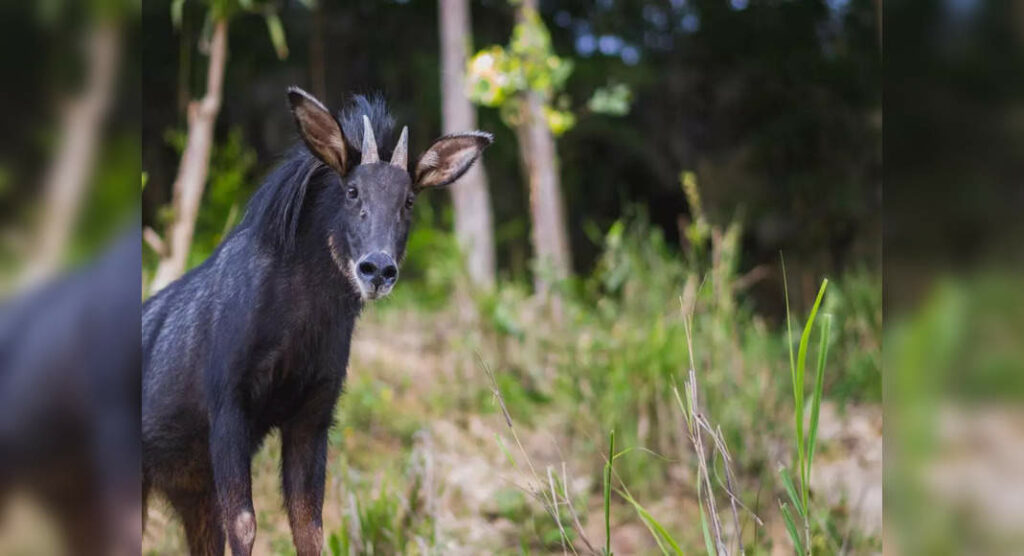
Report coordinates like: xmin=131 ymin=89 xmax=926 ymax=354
xmin=347 ymin=187 xmax=359 ymax=200
xmin=404 ymin=196 xmax=415 ymax=210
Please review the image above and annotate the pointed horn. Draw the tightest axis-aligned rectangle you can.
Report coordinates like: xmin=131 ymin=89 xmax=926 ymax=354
xmin=390 ymin=126 xmax=409 ymax=170
xmin=361 ymin=115 xmax=379 ymax=164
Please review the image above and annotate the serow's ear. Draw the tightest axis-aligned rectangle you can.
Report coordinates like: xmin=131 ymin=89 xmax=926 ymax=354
xmin=413 ymin=131 xmax=494 ymax=189
xmin=287 ymin=86 xmax=349 ymax=173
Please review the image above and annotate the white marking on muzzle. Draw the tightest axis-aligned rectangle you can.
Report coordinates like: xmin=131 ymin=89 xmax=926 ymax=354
xmin=348 ymin=259 xmax=370 ymax=301
xmin=328 ymin=235 xmax=368 ymax=300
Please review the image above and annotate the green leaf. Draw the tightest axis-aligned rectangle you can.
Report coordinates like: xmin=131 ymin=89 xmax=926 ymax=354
xmin=699 ymin=506 xmax=716 ymax=556
xmin=805 ymin=313 xmax=833 ymax=488
xmin=264 ymin=12 xmax=289 ymax=60
xmin=210 ymin=0 xmax=234 ymax=20
xmin=780 ymin=503 xmax=805 ymax=556
xmin=495 ymin=434 xmax=516 ymax=467
xmin=630 ymin=498 xmax=684 ymax=555
xmin=797 ymin=280 xmax=829 ymax=412
xmin=605 ymin=429 xmax=614 ymax=556
xmin=778 ymin=467 xmax=804 ymax=517
xmin=544 ymin=106 xmax=576 ymax=135
xmin=616 ymin=487 xmax=683 ymax=556
xmin=170 ymin=0 xmax=185 ymax=28
xmin=328 ymin=532 xmax=342 ymax=556
xmin=781 ymin=255 xmax=802 ymax=465
xmin=588 ymin=83 xmax=633 ymax=116
xmin=796 ymin=278 xmax=828 ymax=508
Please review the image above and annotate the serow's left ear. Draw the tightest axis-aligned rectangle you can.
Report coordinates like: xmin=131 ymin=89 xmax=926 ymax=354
xmin=413 ymin=131 xmax=494 ymax=189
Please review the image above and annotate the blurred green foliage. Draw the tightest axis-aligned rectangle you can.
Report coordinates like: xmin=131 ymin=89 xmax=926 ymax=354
xmin=440 ymin=207 xmax=876 ymax=503
xmin=467 ymin=9 xmax=578 ymax=134
xmin=586 ymin=82 xmax=632 ymax=117
xmin=823 ymin=267 xmax=882 ymax=404
xmin=327 ymin=453 xmax=436 ymax=556
xmin=884 ymin=276 xmax=1024 ymax=554
xmin=143 ymin=0 xmax=880 ymax=307
xmin=171 ymin=0 xmax=294 ymax=59
xmin=468 ymin=7 xmax=630 ymax=136
xmin=336 ymin=374 xmax=422 ymax=454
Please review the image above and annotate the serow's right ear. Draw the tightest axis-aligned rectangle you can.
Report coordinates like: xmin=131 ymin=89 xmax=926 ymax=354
xmin=287 ymin=86 xmax=349 ymax=174
xmin=413 ymin=131 xmax=493 ymax=190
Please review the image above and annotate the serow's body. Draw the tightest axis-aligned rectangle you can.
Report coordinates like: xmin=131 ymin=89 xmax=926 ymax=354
xmin=142 ymin=88 xmax=491 ymax=555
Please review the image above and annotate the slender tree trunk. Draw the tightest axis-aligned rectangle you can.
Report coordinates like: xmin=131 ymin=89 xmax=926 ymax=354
xmin=513 ymin=0 xmax=572 ymax=296
xmin=20 ymin=22 xmax=120 ymax=286
xmin=150 ymin=19 xmax=228 ymax=294
xmin=439 ymin=0 xmax=496 ymax=289
xmin=517 ymin=92 xmax=571 ymax=295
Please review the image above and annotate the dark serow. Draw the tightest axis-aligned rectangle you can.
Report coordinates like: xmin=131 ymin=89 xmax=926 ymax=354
xmin=142 ymin=87 xmax=491 ymax=555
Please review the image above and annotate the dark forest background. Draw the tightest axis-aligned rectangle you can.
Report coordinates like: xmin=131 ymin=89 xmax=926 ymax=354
xmin=141 ymin=0 xmax=880 ymax=315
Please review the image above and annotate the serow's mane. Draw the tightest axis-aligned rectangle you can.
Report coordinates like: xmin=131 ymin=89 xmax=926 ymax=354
xmin=239 ymin=94 xmax=397 ymax=253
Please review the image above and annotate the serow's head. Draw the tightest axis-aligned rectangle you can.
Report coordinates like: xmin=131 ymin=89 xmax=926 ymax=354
xmin=287 ymin=87 xmax=492 ymax=301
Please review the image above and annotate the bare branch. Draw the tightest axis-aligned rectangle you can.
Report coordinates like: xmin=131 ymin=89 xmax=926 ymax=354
xmin=150 ymin=19 xmax=229 ymax=294
xmin=143 ymin=227 xmax=166 ymax=256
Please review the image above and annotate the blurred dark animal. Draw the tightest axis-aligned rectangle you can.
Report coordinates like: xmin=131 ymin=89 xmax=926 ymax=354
xmin=0 ymin=229 xmax=142 ymax=556
xmin=142 ymin=87 xmax=491 ymax=555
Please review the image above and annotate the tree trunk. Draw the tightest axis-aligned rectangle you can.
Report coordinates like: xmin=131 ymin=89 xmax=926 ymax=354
xmin=513 ymin=0 xmax=572 ymax=297
xmin=439 ymin=0 xmax=496 ymax=289
xmin=517 ymin=91 xmax=571 ymax=295
xmin=20 ymin=22 xmax=120 ymax=286
xmin=150 ymin=19 xmax=228 ymax=294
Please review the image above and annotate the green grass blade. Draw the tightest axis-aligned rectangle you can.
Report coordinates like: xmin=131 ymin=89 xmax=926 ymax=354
xmin=796 ymin=278 xmax=828 ymax=507
xmin=611 ymin=446 xmax=673 ymax=463
xmin=781 ymin=255 xmax=797 ymax=398
xmin=618 ymin=489 xmax=684 ymax=556
xmin=780 ymin=257 xmax=804 ymax=484
xmin=495 ymin=434 xmax=516 ymax=467
xmin=672 ymin=385 xmax=692 ymax=430
xmin=797 ymin=280 xmax=829 ymax=410
xmin=643 ymin=515 xmax=672 ymax=556
xmin=699 ymin=506 xmax=716 ymax=556
xmin=638 ymin=506 xmax=685 ymax=556
xmin=780 ymin=503 xmax=806 ymax=556
xmin=805 ymin=313 xmax=833 ymax=490
xmin=605 ymin=429 xmax=615 ymax=556
xmin=778 ymin=467 xmax=804 ymax=517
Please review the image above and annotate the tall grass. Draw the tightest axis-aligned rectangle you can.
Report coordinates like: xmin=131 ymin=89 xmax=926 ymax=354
xmin=327 ymin=435 xmax=438 ymax=555
xmin=325 ymin=176 xmax=869 ymax=553
xmin=482 ymin=270 xmax=774 ymax=554
xmin=482 ymin=356 xmax=598 ymax=554
xmin=779 ymin=258 xmax=833 ymax=555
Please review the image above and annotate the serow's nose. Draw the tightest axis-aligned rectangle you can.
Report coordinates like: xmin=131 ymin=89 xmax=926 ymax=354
xmin=356 ymin=252 xmax=398 ymax=289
